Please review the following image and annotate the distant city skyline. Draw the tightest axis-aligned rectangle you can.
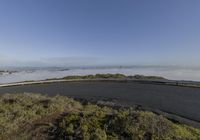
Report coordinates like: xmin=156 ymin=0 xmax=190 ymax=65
xmin=0 ymin=0 xmax=200 ymax=67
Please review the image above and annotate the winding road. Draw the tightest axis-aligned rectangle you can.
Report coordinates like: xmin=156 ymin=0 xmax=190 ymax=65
xmin=0 ymin=80 xmax=200 ymax=127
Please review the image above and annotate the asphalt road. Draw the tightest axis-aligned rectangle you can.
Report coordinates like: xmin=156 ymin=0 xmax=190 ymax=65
xmin=0 ymin=81 xmax=200 ymax=125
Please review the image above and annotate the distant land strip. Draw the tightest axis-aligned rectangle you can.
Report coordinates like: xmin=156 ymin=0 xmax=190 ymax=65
xmin=0 ymin=73 xmax=200 ymax=88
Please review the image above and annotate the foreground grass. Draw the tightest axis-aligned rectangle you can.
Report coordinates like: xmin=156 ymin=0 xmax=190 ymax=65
xmin=0 ymin=93 xmax=200 ymax=140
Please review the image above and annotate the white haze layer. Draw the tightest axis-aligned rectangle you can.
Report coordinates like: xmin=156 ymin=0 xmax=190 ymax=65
xmin=0 ymin=67 xmax=200 ymax=84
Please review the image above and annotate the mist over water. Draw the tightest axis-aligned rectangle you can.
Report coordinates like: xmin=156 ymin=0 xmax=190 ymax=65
xmin=0 ymin=66 xmax=200 ymax=84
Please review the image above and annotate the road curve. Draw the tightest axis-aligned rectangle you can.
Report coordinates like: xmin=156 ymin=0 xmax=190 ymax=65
xmin=0 ymin=81 xmax=200 ymax=126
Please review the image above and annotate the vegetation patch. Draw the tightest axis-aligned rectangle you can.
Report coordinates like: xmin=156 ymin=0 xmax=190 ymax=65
xmin=129 ymin=74 xmax=166 ymax=80
xmin=0 ymin=93 xmax=200 ymax=140
xmin=51 ymin=106 xmax=200 ymax=140
xmin=0 ymin=93 xmax=82 ymax=139
xmin=63 ymin=73 xmax=127 ymax=80
xmin=63 ymin=73 xmax=165 ymax=80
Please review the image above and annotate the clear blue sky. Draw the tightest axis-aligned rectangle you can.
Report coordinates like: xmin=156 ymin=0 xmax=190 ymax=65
xmin=0 ymin=0 xmax=200 ymax=67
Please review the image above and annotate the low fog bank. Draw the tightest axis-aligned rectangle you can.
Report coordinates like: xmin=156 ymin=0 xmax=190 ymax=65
xmin=0 ymin=67 xmax=200 ymax=84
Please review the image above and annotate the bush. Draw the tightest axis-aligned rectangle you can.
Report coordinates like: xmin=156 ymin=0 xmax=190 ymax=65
xmin=0 ymin=93 xmax=200 ymax=140
xmin=52 ymin=106 xmax=200 ymax=140
xmin=0 ymin=93 xmax=82 ymax=138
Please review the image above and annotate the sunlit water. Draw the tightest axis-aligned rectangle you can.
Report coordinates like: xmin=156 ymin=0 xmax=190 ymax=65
xmin=0 ymin=67 xmax=200 ymax=84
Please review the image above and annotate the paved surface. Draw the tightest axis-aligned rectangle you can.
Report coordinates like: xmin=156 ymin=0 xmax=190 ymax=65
xmin=0 ymin=81 xmax=200 ymax=123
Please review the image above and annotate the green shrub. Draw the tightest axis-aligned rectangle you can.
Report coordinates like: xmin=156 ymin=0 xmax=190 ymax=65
xmin=0 ymin=93 xmax=200 ymax=140
xmin=53 ymin=107 xmax=200 ymax=140
xmin=0 ymin=93 xmax=82 ymax=137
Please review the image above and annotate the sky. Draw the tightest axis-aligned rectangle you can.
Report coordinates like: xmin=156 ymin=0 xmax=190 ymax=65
xmin=0 ymin=0 xmax=200 ymax=67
